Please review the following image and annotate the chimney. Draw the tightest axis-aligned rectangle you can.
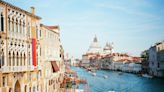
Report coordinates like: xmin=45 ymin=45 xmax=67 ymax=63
xmin=30 ymin=6 xmax=35 ymax=14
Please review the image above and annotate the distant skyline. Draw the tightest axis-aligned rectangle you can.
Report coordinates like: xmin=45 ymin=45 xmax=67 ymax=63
xmin=5 ymin=0 xmax=164 ymax=58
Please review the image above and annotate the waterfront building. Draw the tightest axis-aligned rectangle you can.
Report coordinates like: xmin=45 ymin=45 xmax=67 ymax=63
xmin=81 ymin=53 xmax=95 ymax=68
xmin=40 ymin=24 xmax=65 ymax=92
xmin=128 ymin=63 xmax=142 ymax=73
xmin=100 ymin=55 xmax=113 ymax=70
xmin=0 ymin=1 xmax=66 ymax=92
xmin=148 ymin=41 xmax=164 ymax=77
xmin=111 ymin=61 xmax=124 ymax=71
xmin=0 ymin=1 xmax=42 ymax=92
xmin=70 ymin=58 xmax=81 ymax=67
xmin=82 ymin=36 xmax=106 ymax=68
xmin=81 ymin=35 xmax=141 ymax=73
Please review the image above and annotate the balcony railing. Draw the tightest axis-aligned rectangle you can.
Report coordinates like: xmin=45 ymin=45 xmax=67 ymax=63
xmin=9 ymin=32 xmax=27 ymax=40
xmin=1 ymin=65 xmax=35 ymax=73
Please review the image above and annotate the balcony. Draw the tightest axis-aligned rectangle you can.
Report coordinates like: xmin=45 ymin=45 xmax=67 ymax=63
xmin=0 ymin=66 xmax=35 ymax=73
xmin=8 ymin=32 xmax=27 ymax=40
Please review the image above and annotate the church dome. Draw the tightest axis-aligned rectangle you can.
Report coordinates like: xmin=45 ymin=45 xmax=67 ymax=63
xmin=87 ymin=35 xmax=102 ymax=53
xmin=104 ymin=42 xmax=113 ymax=51
xmin=103 ymin=42 xmax=113 ymax=54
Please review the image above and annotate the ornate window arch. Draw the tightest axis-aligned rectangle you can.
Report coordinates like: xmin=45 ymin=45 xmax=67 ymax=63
xmin=13 ymin=52 xmax=15 ymax=66
xmin=12 ymin=17 xmax=14 ymax=32
xmin=16 ymin=52 xmax=19 ymax=66
xmin=8 ymin=17 xmax=10 ymax=32
xmin=19 ymin=19 xmax=22 ymax=34
xmin=9 ymin=51 xmax=11 ymax=66
xmin=1 ymin=13 xmax=4 ymax=32
xmin=16 ymin=18 xmax=18 ymax=33
xmin=22 ymin=20 xmax=25 ymax=35
xmin=36 ymin=25 xmax=38 ymax=39
xmin=1 ymin=49 xmax=4 ymax=66
xmin=24 ymin=53 xmax=26 ymax=66
xmin=20 ymin=52 xmax=22 ymax=66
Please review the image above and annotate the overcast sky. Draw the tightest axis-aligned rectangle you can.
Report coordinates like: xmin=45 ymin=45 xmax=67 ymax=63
xmin=5 ymin=0 xmax=164 ymax=58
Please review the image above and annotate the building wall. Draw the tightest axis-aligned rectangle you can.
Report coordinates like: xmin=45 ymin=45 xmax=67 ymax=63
xmin=0 ymin=1 xmax=42 ymax=92
xmin=0 ymin=1 xmax=65 ymax=92
xmin=40 ymin=24 xmax=65 ymax=92
xmin=149 ymin=41 xmax=164 ymax=77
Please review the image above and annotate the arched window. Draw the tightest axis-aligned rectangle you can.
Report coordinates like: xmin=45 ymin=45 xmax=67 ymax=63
xmin=20 ymin=53 xmax=22 ymax=66
xmin=36 ymin=26 xmax=38 ymax=39
xmin=13 ymin=52 xmax=15 ymax=66
xmin=2 ymin=50 xmax=4 ymax=66
xmin=17 ymin=52 xmax=19 ymax=66
xmin=9 ymin=52 xmax=11 ymax=66
xmin=16 ymin=19 xmax=18 ymax=33
xmin=19 ymin=20 xmax=22 ymax=33
xmin=12 ymin=18 xmax=14 ymax=32
xmin=27 ymin=23 xmax=30 ymax=37
xmin=37 ymin=53 xmax=38 ymax=65
xmin=24 ymin=53 xmax=26 ymax=66
xmin=28 ymin=52 xmax=31 ymax=65
xmin=1 ymin=13 xmax=4 ymax=32
xmin=33 ymin=86 xmax=35 ymax=92
xmin=8 ymin=17 xmax=10 ymax=31
xmin=22 ymin=21 xmax=25 ymax=35
xmin=29 ymin=87 xmax=31 ymax=92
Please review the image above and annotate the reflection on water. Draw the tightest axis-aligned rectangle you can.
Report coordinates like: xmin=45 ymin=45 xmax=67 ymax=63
xmin=71 ymin=67 xmax=164 ymax=92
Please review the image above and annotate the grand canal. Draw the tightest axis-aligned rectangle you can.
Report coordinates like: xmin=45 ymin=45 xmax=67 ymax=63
xmin=71 ymin=67 xmax=164 ymax=92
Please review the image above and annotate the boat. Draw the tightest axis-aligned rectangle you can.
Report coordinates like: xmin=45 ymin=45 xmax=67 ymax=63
xmin=142 ymin=74 xmax=153 ymax=78
xmin=88 ymin=71 xmax=91 ymax=73
xmin=108 ymin=91 xmax=115 ymax=92
xmin=92 ymin=72 xmax=96 ymax=76
xmin=103 ymin=75 xmax=108 ymax=79
xmin=108 ymin=89 xmax=115 ymax=92
xmin=75 ymin=89 xmax=85 ymax=92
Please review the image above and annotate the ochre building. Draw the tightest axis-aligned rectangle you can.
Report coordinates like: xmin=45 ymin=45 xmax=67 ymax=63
xmin=0 ymin=1 xmax=65 ymax=92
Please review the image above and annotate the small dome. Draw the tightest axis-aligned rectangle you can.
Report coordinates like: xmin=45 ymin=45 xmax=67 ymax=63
xmin=104 ymin=42 xmax=113 ymax=51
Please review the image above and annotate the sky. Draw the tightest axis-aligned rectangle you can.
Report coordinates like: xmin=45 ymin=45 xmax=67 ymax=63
xmin=4 ymin=0 xmax=164 ymax=58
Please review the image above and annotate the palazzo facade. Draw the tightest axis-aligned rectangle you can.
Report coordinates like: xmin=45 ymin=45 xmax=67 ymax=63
xmin=0 ymin=1 xmax=65 ymax=92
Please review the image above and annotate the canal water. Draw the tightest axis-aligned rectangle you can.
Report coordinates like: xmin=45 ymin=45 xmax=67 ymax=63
xmin=71 ymin=67 xmax=164 ymax=92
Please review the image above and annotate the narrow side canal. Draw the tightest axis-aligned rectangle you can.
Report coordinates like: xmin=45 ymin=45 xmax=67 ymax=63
xmin=71 ymin=67 xmax=164 ymax=92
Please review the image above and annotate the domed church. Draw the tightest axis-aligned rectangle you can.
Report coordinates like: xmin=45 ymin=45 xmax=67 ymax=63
xmin=87 ymin=35 xmax=102 ymax=54
xmin=103 ymin=42 xmax=113 ymax=54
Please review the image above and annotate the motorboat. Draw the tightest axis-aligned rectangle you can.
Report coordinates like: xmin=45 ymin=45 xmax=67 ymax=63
xmin=108 ymin=91 xmax=115 ymax=92
xmin=108 ymin=89 xmax=115 ymax=92
xmin=88 ymin=71 xmax=91 ymax=73
xmin=92 ymin=72 xmax=96 ymax=76
xmin=142 ymin=74 xmax=153 ymax=78
xmin=103 ymin=75 xmax=108 ymax=79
